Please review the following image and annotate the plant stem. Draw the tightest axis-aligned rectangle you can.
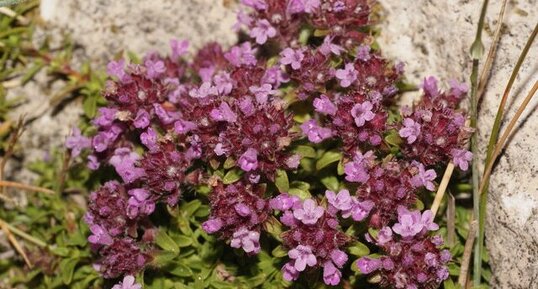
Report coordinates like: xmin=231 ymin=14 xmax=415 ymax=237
xmin=470 ymin=0 xmax=489 ymax=285
xmin=476 ymin=22 xmax=538 ymax=286
xmin=431 ymin=162 xmax=454 ymax=216
xmin=0 ymin=218 xmax=47 ymax=248
xmin=0 ymin=180 xmax=56 ymax=194
xmin=459 ymin=220 xmax=479 ymax=287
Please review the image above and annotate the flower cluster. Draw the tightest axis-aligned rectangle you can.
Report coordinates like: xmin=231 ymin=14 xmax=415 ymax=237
xmin=270 ymin=193 xmax=351 ymax=285
xmin=68 ymin=0 xmax=470 ymax=287
xmin=357 ymin=207 xmax=451 ymax=289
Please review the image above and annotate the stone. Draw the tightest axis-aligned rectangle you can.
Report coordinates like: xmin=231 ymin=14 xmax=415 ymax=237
xmin=377 ymin=1 xmax=538 ymax=288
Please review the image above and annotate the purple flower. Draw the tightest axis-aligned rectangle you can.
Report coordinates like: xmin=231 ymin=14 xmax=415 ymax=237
xmin=238 ymin=148 xmax=258 ymax=172
xmin=420 ymin=210 xmax=439 ymax=231
xmin=109 ymin=148 xmax=146 ymax=184
xmin=153 ymin=103 xmax=178 ymax=125
xmin=269 ymin=194 xmax=300 ymax=211
xmin=451 ymin=149 xmax=473 ymax=171
xmin=350 ymin=200 xmax=375 ymax=221
xmin=280 ymin=48 xmax=305 ymax=70
xmin=92 ymin=125 xmax=122 ymax=152
xmin=436 ymin=267 xmax=449 ymax=282
xmin=241 ymin=0 xmax=267 ymax=10
xmin=377 ymin=227 xmax=393 ymax=245
xmin=285 ymin=154 xmax=301 ymax=169
xmin=112 ymin=275 xmax=142 ymax=289
xmin=392 ymin=207 xmax=423 ymax=237
xmin=357 ymin=257 xmax=382 ymax=274
xmin=300 ymin=120 xmax=332 ymax=143
xmin=422 ymin=76 xmax=439 ymax=97
xmin=87 ymin=154 xmax=100 ymax=170
xmin=330 ymin=249 xmax=348 ymax=268
xmin=313 ymin=95 xmax=337 ymax=115
xmin=410 ymin=162 xmax=437 ymax=191
xmin=326 ymin=189 xmax=353 ymax=211
xmin=262 ymin=66 xmax=289 ymax=87
xmin=449 ymin=79 xmax=469 ymax=98
xmin=170 ymin=39 xmax=189 ymax=59
xmin=214 ymin=72 xmax=234 ymax=95
xmin=140 ymin=127 xmax=159 ymax=152
xmin=335 ymin=63 xmax=358 ymax=88
xmin=293 ymin=199 xmax=324 ymax=225
xmin=199 ymin=66 xmax=215 ymax=83
xmin=210 ymin=102 xmax=238 ymax=123
xmin=65 ymin=127 xmax=91 ymax=157
xmin=233 ymin=9 xmax=253 ymax=31
xmin=303 ymin=0 xmax=321 ymax=13
xmin=399 ymin=118 xmax=421 ymax=144
xmin=238 ymin=97 xmax=256 ymax=116
xmin=133 ymin=109 xmax=150 ymax=129
xmin=224 ymin=42 xmax=257 ymax=67
xmin=282 ymin=262 xmax=300 ymax=281
xmin=323 ymin=261 xmax=342 ymax=285
xmin=250 ymin=19 xmax=276 ymax=44
xmin=202 ymin=218 xmax=223 ymax=233
xmin=92 ymin=107 xmax=118 ymax=127
xmin=440 ymin=249 xmax=451 ymax=263
xmin=174 ymin=119 xmax=197 ymax=135
xmin=88 ymin=224 xmax=113 ymax=246
xmin=145 ymin=59 xmax=166 ymax=79
xmin=106 ymin=59 xmax=127 ymax=81
xmin=230 ymin=227 xmax=260 ymax=253
xmin=288 ymin=245 xmax=317 ymax=271
xmin=287 ymin=0 xmax=304 ymax=14
xmin=189 ymin=82 xmax=218 ymax=98
xmin=234 ymin=203 xmax=251 ymax=217
xmin=127 ymin=188 xmax=155 ymax=218
xmin=344 ymin=151 xmax=374 ymax=183
xmin=356 ymin=45 xmax=371 ymax=61
xmin=319 ymin=35 xmax=344 ymax=56
xmin=351 ymin=101 xmax=375 ymax=127
xmin=249 ymin=84 xmax=277 ymax=104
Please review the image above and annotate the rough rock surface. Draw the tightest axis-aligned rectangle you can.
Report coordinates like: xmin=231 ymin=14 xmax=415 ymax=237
xmin=7 ymin=0 xmax=238 ymax=182
xmin=377 ymin=1 xmax=538 ymax=288
xmin=6 ymin=0 xmax=537 ymax=287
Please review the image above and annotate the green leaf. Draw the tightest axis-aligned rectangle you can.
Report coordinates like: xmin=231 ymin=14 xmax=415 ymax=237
xmin=293 ymin=145 xmax=316 ymax=158
xmin=275 ymin=169 xmax=289 ymax=192
xmin=316 ymin=150 xmax=342 ymax=171
xmin=222 ymin=168 xmax=243 ymax=184
xmin=181 ymin=200 xmax=202 ymax=217
xmin=167 ymin=262 xmax=193 ymax=277
xmin=321 ymin=175 xmax=339 ymax=191
xmin=82 ymin=95 xmax=97 ymax=118
xmin=176 ymin=235 xmax=193 ymax=247
xmin=384 ymin=129 xmax=402 ymax=147
xmin=348 ymin=241 xmax=370 ymax=257
xmin=151 ymin=251 xmax=178 ymax=267
xmin=271 ymin=245 xmax=288 ymax=258
xmin=49 ymin=246 xmax=70 ymax=257
xmin=223 ymin=157 xmax=236 ymax=169
xmin=59 ymin=258 xmax=78 ymax=285
xmin=155 ymin=229 xmax=179 ymax=253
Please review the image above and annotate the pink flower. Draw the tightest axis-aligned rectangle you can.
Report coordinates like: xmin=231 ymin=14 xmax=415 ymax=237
xmin=351 ymin=101 xmax=375 ymax=127
xmin=133 ymin=109 xmax=150 ymax=129
xmin=392 ymin=207 xmax=439 ymax=237
xmin=293 ymin=199 xmax=324 ymax=225
xmin=234 ymin=203 xmax=251 ymax=217
xmin=88 ymin=224 xmax=113 ymax=246
xmin=422 ymin=76 xmax=439 ymax=97
xmin=106 ymin=59 xmax=127 ymax=81
xmin=281 ymin=262 xmax=299 ymax=281
xmin=269 ymin=194 xmax=300 ymax=211
xmin=140 ymin=127 xmax=158 ymax=152
xmin=326 ymin=189 xmax=353 ymax=211
xmin=449 ymin=79 xmax=469 ymax=98
xmin=344 ymin=151 xmax=374 ymax=183
xmin=202 ymin=218 xmax=223 ymax=233
xmin=189 ymin=82 xmax=218 ymax=98
xmin=319 ymin=35 xmax=344 ymax=56
xmin=357 ymin=257 xmax=382 ymax=274
xmin=109 ymin=148 xmax=145 ymax=184
xmin=225 ymin=42 xmax=257 ymax=67
xmin=213 ymin=72 xmax=234 ymax=95
xmin=144 ymin=59 xmax=166 ymax=79
xmin=335 ymin=63 xmax=358 ymax=88
xmin=250 ymin=19 xmax=276 ymax=44
xmin=300 ymin=120 xmax=332 ymax=143
xmin=170 ymin=39 xmax=189 ymax=59
xmin=249 ymin=84 xmax=277 ymax=104
xmin=285 ymin=154 xmax=301 ymax=169
xmin=350 ymin=199 xmax=374 ymax=221
xmin=399 ymin=118 xmax=421 ymax=144
xmin=330 ymin=249 xmax=348 ymax=268
xmin=112 ymin=275 xmax=142 ymax=289
xmin=451 ymin=149 xmax=473 ymax=171
xmin=173 ymin=119 xmax=197 ymax=134
xmin=238 ymin=148 xmax=258 ymax=172
xmin=410 ymin=162 xmax=437 ymax=191
xmin=356 ymin=45 xmax=371 ymax=61
xmin=241 ymin=0 xmax=267 ymax=10
xmin=230 ymin=227 xmax=260 ymax=253
xmin=376 ymin=227 xmax=393 ymax=245
xmin=303 ymin=0 xmax=321 ymax=13
xmin=313 ymin=95 xmax=337 ymax=115
xmin=65 ymin=127 xmax=91 ymax=158
xmin=280 ymin=48 xmax=305 ymax=70
xmin=323 ymin=261 xmax=342 ymax=285
xmin=288 ymin=245 xmax=317 ymax=271
xmin=210 ymin=102 xmax=238 ymax=123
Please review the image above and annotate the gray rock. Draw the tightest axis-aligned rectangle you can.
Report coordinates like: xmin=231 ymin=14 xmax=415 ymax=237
xmin=378 ymin=0 xmax=538 ymax=288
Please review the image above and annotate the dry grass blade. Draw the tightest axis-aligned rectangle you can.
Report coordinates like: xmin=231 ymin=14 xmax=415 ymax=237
xmin=459 ymin=220 xmax=478 ymax=287
xmin=447 ymin=193 xmax=456 ymax=247
xmin=0 ymin=218 xmax=32 ymax=268
xmin=479 ymin=80 xmax=538 ymax=195
xmin=0 ymin=180 xmax=55 ymax=194
xmin=431 ymin=162 xmax=454 ymax=216
xmin=476 ymin=0 xmax=509 ymax=102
